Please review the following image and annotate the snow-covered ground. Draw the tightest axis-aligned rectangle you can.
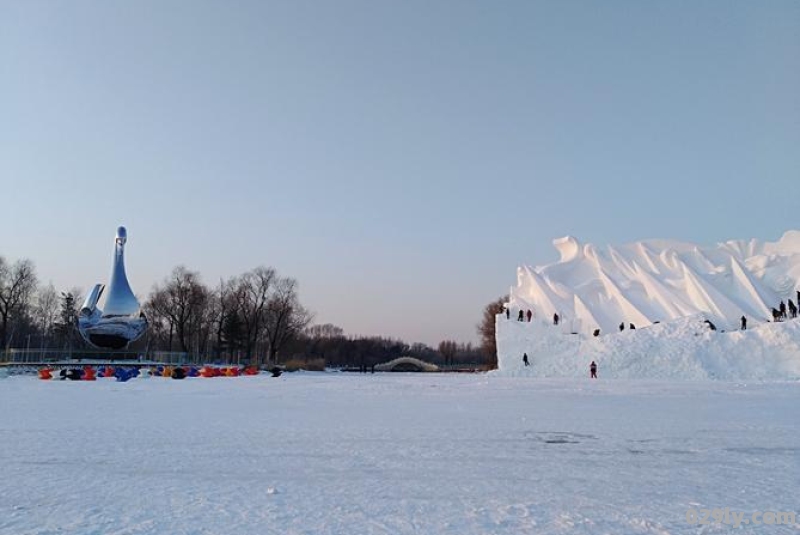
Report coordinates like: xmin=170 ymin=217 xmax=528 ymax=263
xmin=1 ymin=373 xmax=798 ymax=534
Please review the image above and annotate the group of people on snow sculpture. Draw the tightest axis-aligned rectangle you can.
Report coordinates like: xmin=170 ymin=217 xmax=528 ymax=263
xmin=508 ymin=308 xmax=535 ymax=322
xmin=507 ymin=289 xmax=800 ymax=338
xmin=505 ymin=306 xmax=564 ymax=326
xmin=511 ymin=290 xmax=800 ymax=380
xmin=771 ymin=298 xmax=798 ymax=322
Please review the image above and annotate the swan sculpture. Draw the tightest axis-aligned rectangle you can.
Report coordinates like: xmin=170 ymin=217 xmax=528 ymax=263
xmin=78 ymin=227 xmax=147 ymax=349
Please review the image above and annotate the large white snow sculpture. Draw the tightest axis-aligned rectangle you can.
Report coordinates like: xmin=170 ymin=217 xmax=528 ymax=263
xmin=507 ymin=231 xmax=800 ymax=333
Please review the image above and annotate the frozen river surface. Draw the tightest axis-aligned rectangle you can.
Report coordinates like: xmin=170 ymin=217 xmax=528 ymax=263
xmin=1 ymin=373 xmax=797 ymax=534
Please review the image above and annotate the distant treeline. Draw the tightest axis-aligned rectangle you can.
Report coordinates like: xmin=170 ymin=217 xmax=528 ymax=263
xmin=0 ymin=255 xmax=494 ymax=367
xmin=284 ymin=324 xmax=487 ymax=368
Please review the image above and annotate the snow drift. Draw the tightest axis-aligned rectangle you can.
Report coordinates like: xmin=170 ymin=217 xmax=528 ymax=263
xmin=498 ymin=231 xmax=800 ymax=379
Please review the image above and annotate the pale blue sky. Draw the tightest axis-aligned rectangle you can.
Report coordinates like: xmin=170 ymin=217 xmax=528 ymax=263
xmin=1 ymin=0 xmax=798 ymax=345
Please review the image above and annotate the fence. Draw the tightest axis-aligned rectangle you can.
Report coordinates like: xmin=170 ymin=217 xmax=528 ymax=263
xmin=0 ymin=348 xmax=189 ymax=365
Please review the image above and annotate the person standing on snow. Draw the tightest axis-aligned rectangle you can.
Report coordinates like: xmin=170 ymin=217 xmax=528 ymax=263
xmin=589 ymin=361 xmax=597 ymax=379
xmin=740 ymin=315 xmax=747 ymax=330
xmin=523 ymin=353 xmax=529 ymax=366
xmin=526 ymin=309 xmax=532 ymax=322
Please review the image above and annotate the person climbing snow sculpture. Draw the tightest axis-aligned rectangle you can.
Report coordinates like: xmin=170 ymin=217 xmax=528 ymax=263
xmin=619 ymin=322 xmax=624 ymax=332
xmin=740 ymin=315 xmax=747 ymax=330
xmin=789 ymin=299 xmax=797 ymax=319
xmin=589 ymin=361 xmax=597 ymax=379
xmin=523 ymin=353 xmax=529 ymax=366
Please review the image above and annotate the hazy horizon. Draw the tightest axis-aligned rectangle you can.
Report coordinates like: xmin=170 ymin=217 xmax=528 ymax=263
xmin=2 ymin=0 xmax=798 ymax=345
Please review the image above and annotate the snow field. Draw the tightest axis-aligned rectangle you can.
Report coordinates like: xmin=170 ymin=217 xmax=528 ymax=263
xmin=1 ymin=373 xmax=798 ymax=534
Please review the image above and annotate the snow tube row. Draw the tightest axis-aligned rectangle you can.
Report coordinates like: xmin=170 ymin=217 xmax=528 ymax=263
xmin=37 ymin=366 xmax=140 ymax=381
xmin=198 ymin=366 xmax=259 ymax=377
xmin=37 ymin=367 xmax=94 ymax=381
xmin=38 ymin=365 xmax=260 ymax=380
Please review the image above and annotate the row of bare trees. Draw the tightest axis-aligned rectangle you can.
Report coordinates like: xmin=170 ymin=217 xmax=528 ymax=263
xmin=283 ymin=323 xmax=488 ymax=369
xmin=0 ymin=256 xmax=81 ymax=352
xmin=144 ymin=265 xmax=311 ymax=364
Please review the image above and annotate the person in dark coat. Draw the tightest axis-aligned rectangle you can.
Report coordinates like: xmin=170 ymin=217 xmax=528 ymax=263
xmin=619 ymin=322 xmax=624 ymax=332
xmin=523 ymin=353 xmax=529 ymax=366
xmin=704 ymin=319 xmax=717 ymax=331
xmin=526 ymin=309 xmax=532 ymax=322
xmin=629 ymin=323 xmax=636 ymax=330
xmin=789 ymin=299 xmax=797 ymax=319
xmin=589 ymin=361 xmax=597 ymax=379
xmin=553 ymin=313 xmax=559 ymax=325
xmin=518 ymin=310 xmax=524 ymax=321
xmin=505 ymin=307 xmax=510 ymax=320
xmin=740 ymin=315 xmax=747 ymax=330
xmin=779 ymin=301 xmax=787 ymax=319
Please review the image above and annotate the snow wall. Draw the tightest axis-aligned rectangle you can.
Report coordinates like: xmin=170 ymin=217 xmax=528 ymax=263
xmin=496 ymin=315 xmax=800 ymax=380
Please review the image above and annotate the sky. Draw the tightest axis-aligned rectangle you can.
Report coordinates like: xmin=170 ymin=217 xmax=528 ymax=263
xmin=1 ymin=0 xmax=798 ymax=346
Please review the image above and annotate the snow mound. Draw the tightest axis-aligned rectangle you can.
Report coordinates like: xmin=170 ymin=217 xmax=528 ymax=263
xmin=496 ymin=315 xmax=800 ymax=380
xmin=508 ymin=231 xmax=800 ymax=333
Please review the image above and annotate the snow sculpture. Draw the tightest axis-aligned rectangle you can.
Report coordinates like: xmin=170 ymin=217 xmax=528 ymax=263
xmin=78 ymin=226 xmax=148 ymax=349
xmin=507 ymin=231 xmax=800 ymax=333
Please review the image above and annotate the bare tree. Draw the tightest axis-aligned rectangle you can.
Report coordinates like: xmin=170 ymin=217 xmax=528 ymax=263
xmin=143 ymin=290 xmax=173 ymax=350
xmin=212 ymin=277 xmax=239 ymax=360
xmin=477 ymin=296 xmax=505 ymax=369
xmin=306 ymin=323 xmax=344 ymax=339
xmin=438 ymin=340 xmax=458 ymax=366
xmin=234 ymin=266 xmax=276 ymax=362
xmin=146 ymin=266 xmax=210 ymax=354
xmin=54 ymin=291 xmax=81 ymax=350
xmin=0 ymin=257 xmax=38 ymax=349
xmin=262 ymin=276 xmax=312 ymax=363
xmin=33 ymin=282 xmax=60 ymax=346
